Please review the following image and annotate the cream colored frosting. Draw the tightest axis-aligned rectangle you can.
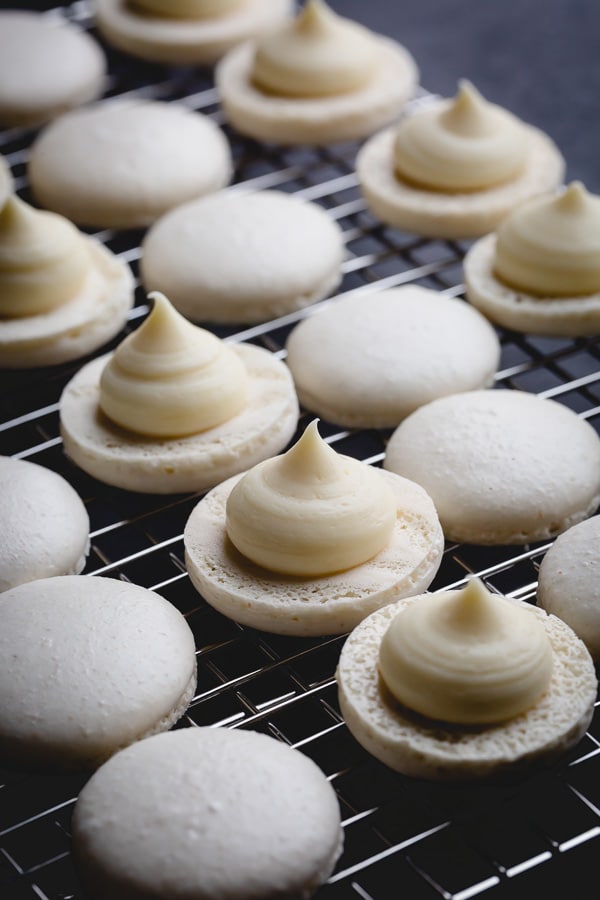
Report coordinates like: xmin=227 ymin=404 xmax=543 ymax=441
xmin=225 ymin=420 xmax=396 ymax=576
xmin=378 ymin=579 xmax=553 ymax=724
xmin=99 ymin=292 xmax=248 ymax=438
xmin=130 ymin=0 xmax=241 ymax=20
xmin=0 ymin=195 xmax=91 ymax=319
xmin=393 ymin=80 xmax=529 ymax=192
xmin=494 ymin=181 xmax=600 ymax=297
xmin=251 ymin=0 xmax=379 ymax=98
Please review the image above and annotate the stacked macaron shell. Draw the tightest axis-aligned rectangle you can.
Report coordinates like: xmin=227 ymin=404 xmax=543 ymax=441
xmin=0 ymin=194 xmax=134 ymax=367
xmin=337 ymin=580 xmax=597 ymax=781
xmin=464 ymin=181 xmax=600 ymax=335
xmin=357 ymin=79 xmax=565 ymax=238
xmin=184 ymin=420 xmax=444 ymax=635
xmin=59 ymin=292 xmax=299 ymax=493
xmin=92 ymin=0 xmax=294 ymax=65
xmin=216 ymin=0 xmax=418 ymax=144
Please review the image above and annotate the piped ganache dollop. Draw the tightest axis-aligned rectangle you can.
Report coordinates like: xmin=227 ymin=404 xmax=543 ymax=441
xmin=493 ymin=181 xmax=600 ymax=297
xmin=226 ymin=420 xmax=396 ymax=576
xmin=464 ymin=181 xmax=600 ymax=335
xmin=336 ymin=577 xmax=596 ymax=780
xmin=216 ymin=0 xmax=418 ymax=145
xmin=378 ymin=579 xmax=553 ymax=724
xmin=0 ymin=194 xmax=134 ymax=367
xmin=251 ymin=0 xmax=379 ymax=98
xmin=184 ymin=418 xmax=444 ymax=635
xmin=356 ymin=78 xmax=565 ymax=239
xmin=99 ymin=292 xmax=248 ymax=438
xmin=0 ymin=195 xmax=92 ymax=319
xmin=393 ymin=80 xmax=528 ymax=193
xmin=59 ymin=292 xmax=298 ymax=493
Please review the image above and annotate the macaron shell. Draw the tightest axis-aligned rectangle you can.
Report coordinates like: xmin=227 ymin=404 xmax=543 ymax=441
xmin=0 ymin=576 xmax=197 ymax=770
xmin=141 ymin=189 xmax=344 ymax=324
xmin=72 ymin=728 xmax=343 ymax=899
xmin=0 ymin=11 xmax=106 ymax=127
xmin=216 ymin=35 xmax=418 ymax=145
xmin=184 ymin=467 xmax=444 ymax=635
xmin=285 ymin=286 xmax=501 ymax=428
xmin=537 ymin=515 xmax=600 ymax=660
xmin=384 ymin=390 xmax=600 ymax=544
xmin=29 ymin=100 xmax=232 ymax=229
xmin=0 ymin=456 xmax=90 ymax=592
xmin=337 ymin=594 xmax=597 ymax=781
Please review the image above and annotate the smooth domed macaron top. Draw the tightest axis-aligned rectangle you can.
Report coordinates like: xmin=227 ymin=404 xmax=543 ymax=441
xmin=0 ymin=576 xmax=197 ymax=769
xmin=71 ymin=727 xmax=343 ymax=899
xmin=0 ymin=456 xmax=89 ymax=592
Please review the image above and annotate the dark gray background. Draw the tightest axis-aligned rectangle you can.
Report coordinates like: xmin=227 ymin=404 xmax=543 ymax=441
xmin=331 ymin=0 xmax=599 ymax=191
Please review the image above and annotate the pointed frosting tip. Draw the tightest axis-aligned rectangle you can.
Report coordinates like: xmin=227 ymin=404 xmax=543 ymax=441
xmin=462 ymin=576 xmax=488 ymax=600
xmin=147 ymin=290 xmax=177 ymax=319
xmin=455 ymin=78 xmax=480 ymax=103
xmin=129 ymin=289 xmax=209 ymax=359
xmin=301 ymin=0 xmax=331 ymax=22
xmin=0 ymin=193 xmax=34 ymax=231
xmin=279 ymin=416 xmax=338 ymax=481
xmin=303 ymin=417 xmax=322 ymax=441
xmin=446 ymin=78 xmax=489 ymax=123
xmin=444 ymin=577 xmax=501 ymax=634
xmin=291 ymin=418 xmax=323 ymax=454
xmin=148 ymin=289 xmax=170 ymax=307
xmin=557 ymin=180 xmax=588 ymax=210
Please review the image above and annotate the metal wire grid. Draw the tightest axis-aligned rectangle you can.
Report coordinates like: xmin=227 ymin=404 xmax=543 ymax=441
xmin=1 ymin=3 xmax=600 ymax=898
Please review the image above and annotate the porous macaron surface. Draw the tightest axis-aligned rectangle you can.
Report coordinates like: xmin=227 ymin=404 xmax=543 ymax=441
xmin=337 ymin=594 xmax=597 ymax=781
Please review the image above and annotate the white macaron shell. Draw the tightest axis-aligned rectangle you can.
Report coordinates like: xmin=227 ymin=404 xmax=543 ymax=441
xmin=0 ymin=456 xmax=90 ymax=591
xmin=0 ymin=576 xmax=197 ymax=769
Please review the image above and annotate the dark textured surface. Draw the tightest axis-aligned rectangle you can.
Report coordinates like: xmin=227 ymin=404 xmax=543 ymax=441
xmin=338 ymin=0 xmax=599 ymax=191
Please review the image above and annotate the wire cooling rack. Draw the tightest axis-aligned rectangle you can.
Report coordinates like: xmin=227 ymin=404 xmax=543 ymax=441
xmin=1 ymin=3 xmax=600 ymax=899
